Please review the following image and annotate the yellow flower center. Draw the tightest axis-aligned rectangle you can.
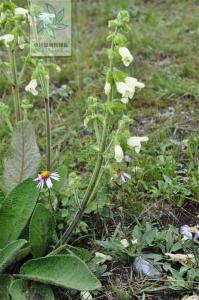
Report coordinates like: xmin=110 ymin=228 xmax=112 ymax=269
xmin=40 ymin=171 xmax=51 ymax=179
xmin=191 ymin=226 xmax=198 ymax=233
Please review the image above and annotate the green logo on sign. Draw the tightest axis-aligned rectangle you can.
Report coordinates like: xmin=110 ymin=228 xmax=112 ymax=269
xmin=37 ymin=3 xmax=68 ymax=39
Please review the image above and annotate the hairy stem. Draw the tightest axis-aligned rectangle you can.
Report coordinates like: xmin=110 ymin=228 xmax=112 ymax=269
xmin=10 ymin=50 xmax=21 ymax=122
xmin=45 ymin=96 xmax=51 ymax=171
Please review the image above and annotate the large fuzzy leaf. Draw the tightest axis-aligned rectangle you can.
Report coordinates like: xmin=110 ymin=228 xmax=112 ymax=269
xmin=10 ymin=279 xmax=55 ymax=300
xmin=29 ymin=204 xmax=56 ymax=258
xmin=20 ymin=255 xmax=101 ymax=291
xmin=3 ymin=121 xmax=41 ymax=193
xmin=0 ymin=239 xmax=27 ymax=273
xmin=0 ymin=179 xmax=39 ymax=248
xmin=0 ymin=274 xmax=12 ymax=300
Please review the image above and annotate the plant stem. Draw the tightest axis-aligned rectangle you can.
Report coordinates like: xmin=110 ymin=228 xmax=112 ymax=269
xmin=10 ymin=50 xmax=21 ymax=122
xmin=54 ymin=32 xmax=116 ymax=248
xmin=5 ymin=117 xmax=13 ymax=132
xmin=45 ymin=96 xmax=51 ymax=171
xmin=55 ymin=117 xmax=109 ymax=247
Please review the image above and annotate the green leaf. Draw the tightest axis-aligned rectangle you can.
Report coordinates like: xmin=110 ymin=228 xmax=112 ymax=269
xmin=56 ymin=23 xmax=68 ymax=30
xmin=0 ymin=274 xmax=12 ymax=300
xmin=10 ymin=279 xmax=55 ymax=300
xmin=2 ymin=121 xmax=41 ymax=194
xmin=45 ymin=3 xmax=56 ymax=15
xmin=0 ymin=239 xmax=27 ymax=273
xmin=47 ymin=28 xmax=56 ymax=39
xmin=59 ymin=244 xmax=92 ymax=262
xmin=0 ymin=179 xmax=39 ymax=248
xmin=37 ymin=20 xmax=44 ymax=33
xmin=55 ymin=8 xmax=64 ymax=24
xmin=20 ymin=255 xmax=101 ymax=291
xmin=29 ymin=204 xmax=56 ymax=258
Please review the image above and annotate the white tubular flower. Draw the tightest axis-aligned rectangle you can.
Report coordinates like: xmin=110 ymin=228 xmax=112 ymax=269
xmin=125 ymin=76 xmax=145 ymax=89
xmin=104 ymin=82 xmax=111 ymax=95
xmin=120 ymin=239 xmax=129 ymax=248
xmin=114 ymin=144 xmax=124 ymax=162
xmin=34 ymin=171 xmax=60 ymax=189
xmin=18 ymin=36 xmax=25 ymax=49
xmin=116 ymin=82 xmax=134 ymax=104
xmin=119 ymin=47 xmax=134 ymax=66
xmin=25 ymin=79 xmax=38 ymax=96
xmin=116 ymin=76 xmax=144 ymax=104
xmin=15 ymin=7 xmax=28 ymax=16
xmin=80 ymin=291 xmax=93 ymax=300
xmin=127 ymin=136 xmax=149 ymax=153
xmin=56 ymin=65 xmax=61 ymax=72
xmin=0 ymin=34 xmax=14 ymax=47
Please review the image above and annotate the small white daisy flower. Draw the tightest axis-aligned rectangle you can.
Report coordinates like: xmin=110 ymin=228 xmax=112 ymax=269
xmin=104 ymin=82 xmax=111 ymax=95
xmin=0 ymin=34 xmax=14 ymax=47
xmin=118 ymin=47 xmax=134 ymax=66
xmin=116 ymin=167 xmax=131 ymax=185
xmin=15 ymin=7 xmax=28 ymax=16
xmin=114 ymin=144 xmax=124 ymax=162
xmin=180 ymin=225 xmax=199 ymax=240
xmin=127 ymin=136 xmax=149 ymax=153
xmin=25 ymin=79 xmax=38 ymax=96
xmin=131 ymin=239 xmax=138 ymax=245
xmin=34 ymin=171 xmax=60 ymax=189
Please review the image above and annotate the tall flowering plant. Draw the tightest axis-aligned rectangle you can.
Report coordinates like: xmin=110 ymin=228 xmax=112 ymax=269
xmin=56 ymin=10 xmax=148 ymax=247
xmin=0 ymin=2 xmax=148 ymax=298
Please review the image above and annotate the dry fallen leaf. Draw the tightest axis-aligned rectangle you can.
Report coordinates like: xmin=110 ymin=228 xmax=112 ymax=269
xmin=165 ymin=253 xmax=194 ymax=266
xmin=181 ymin=295 xmax=199 ymax=300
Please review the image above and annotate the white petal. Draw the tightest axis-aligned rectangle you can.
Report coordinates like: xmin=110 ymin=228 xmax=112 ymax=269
xmin=131 ymin=239 xmax=138 ymax=245
xmin=31 ymin=79 xmax=37 ymax=89
xmin=135 ymin=145 xmax=141 ymax=153
xmin=114 ymin=144 xmax=124 ymax=162
xmin=104 ymin=82 xmax=111 ymax=95
xmin=121 ymin=97 xmax=129 ymax=104
xmin=125 ymin=77 xmax=145 ymax=90
xmin=127 ymin=137 xmax=141 ymax=147
xmin=50 ymin=172 xmax=60 ymax=181
xmin=120 ymin=239 xmax=129 ymax=248
xmin=136 ymin=81 xmax=145 ymax=89
xmin=127 ymin=136 xmax=148 ymax=149
xmin=80 ymin=291 xmax=93 ymax=300
xmin=119 ymin=47 xmax=133 ymax=66
xmin=139 ymin=136 xmax=149 ymax=142
xmin=116 ymin=82 xmax=128 ymax=95
xmin=123 ymin=172 xmax=131 ymax=180
xmin=37 ymin=179 xmax=44 ymax=189
xmin=180 ymin=225 xmax=192 ymax=239
xmin=46 ymin=178 xmax=53 ymax=189
xmin=120 ymin=174 xmax=126 ymax=183
xmin=125 ymin=77 xmax=138 ymax=87
xmin=0 ymin=34 xmax=14 ymax=46
xmin=15 ymin=7 xmax=28 ymax=16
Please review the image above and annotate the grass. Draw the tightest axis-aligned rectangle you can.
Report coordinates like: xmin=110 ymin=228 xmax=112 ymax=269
xmin=1 ymin=0 xmax=199 ymax=299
